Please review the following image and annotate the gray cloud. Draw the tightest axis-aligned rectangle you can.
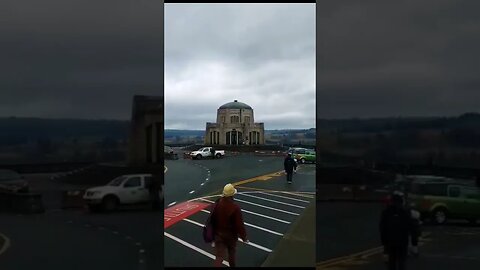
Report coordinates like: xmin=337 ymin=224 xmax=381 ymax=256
xmin=165 ymin=3 xmax=316 ymax=130
xmin=0 ymin=0 xmax=163 ymax=120
xmin=317 ymin=0 xmax=480 ymax=119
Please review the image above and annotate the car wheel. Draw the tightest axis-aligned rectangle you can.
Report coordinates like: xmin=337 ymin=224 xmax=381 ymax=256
xmin=301 ymin=158 xmax=306 ymax=164
xmin=432 ymin=207 xmax=447 ymax=225
xmin=102 ymin=195 xmax=119 ymax=212
xmin=215 ymin=153 xmax=221 ymax=159
xmin=196 ymin=154 xmax=202 ymax=160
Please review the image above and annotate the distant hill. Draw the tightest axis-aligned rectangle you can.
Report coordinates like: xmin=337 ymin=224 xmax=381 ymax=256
xmin=317 ymin=113 xmax=480 ymax=133
xmin=0 ymin=117 xmax=129 ymax=145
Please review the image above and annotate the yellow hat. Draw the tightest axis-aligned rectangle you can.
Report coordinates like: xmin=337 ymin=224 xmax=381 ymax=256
xmin=222 ymin=183 xmax=237 ymax=197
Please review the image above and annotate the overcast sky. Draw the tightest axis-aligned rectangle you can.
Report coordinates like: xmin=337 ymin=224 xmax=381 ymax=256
xmin=318 ymin=0 xmax=480 ymax=119
xmin=165 ymin=3 xmax=316 ymax=130
xmin=0 ymin=0 xmax=162 ymax=120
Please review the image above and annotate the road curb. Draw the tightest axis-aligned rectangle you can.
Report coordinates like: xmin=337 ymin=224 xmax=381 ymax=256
xmin=261 ymin=202 xmax=316 ymax=267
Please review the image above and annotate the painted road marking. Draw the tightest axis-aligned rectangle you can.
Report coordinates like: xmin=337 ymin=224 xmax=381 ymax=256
xmin=198 ymin=198 xmax=292 ymax=224
xmin=317 ymin=232 xmax=432 ymax=268
xmin=168 ymin=201 xmax=177 ymax=207
xmin=201 ymin=210 xmax=284 ymax=236
xmin=233 ymin=198 xmax=300 ymax=216
xmin=183 ymin=218 xmax=273 ymax=252
xmin=164 ymin=201 xmax=210 ymax=229
xmin=200 ymin=183 xmax=205 ymax=186
xmin=189 ymin=190 xmax=196 ymax=194
xmin=164 ymin=232 xmax=229 ymax=266
xmin=236 ymin=186 xmax=315 ymax=199
xmin=0 ymin=233 xmax=11 ymax=256
xmin=257 ymin=191 xmax=310 ymax=203
xmin=238 ymin=193 xmax=306 ymax=209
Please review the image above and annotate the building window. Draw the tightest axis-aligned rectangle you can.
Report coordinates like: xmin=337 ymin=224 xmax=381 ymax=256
xmin=230 ymin=116 xmax=240 ymax=123
xmin=245 ymin=116 xmax=250 ymax=124
xmin=221 ymin=116 xmax=225 ymax=123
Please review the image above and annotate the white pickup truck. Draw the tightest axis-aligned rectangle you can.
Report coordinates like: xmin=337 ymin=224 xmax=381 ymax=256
xmin=190 ymin=147 xmax=225 ymax=159
xmin=83 ymin=174 xmax=163 ymax=211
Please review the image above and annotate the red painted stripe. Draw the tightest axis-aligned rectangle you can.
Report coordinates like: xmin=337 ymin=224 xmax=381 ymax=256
xmin=164 ymin=201 xmax=210 ymax=229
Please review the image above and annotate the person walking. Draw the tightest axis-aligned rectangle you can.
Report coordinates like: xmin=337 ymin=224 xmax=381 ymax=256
xmin=379 ymin=193 xmax=412 ymax=270
xmin=210 ymin=147 xmax=216 ymax=159
xmin=284 ymin=153 xmax=297 ymax=184
xmin=148 ymin=174 xmax=162 ymax=210
xmin=212 ymin=184 xmax=248 ymax=267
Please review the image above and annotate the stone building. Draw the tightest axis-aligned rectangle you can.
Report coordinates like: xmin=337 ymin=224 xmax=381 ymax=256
xmin=205 ymin=100 xmax=265 ymax=145
xmin=128 ymin=95 xmax=163 ymax=165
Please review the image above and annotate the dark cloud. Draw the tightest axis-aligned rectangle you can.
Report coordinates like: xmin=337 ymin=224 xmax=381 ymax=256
xmin=0 ymin=0 xmax=163 ymax=120
xmin=165 ymin=4 xmax=315 ymax=130
xmin=317 ymin=0 xmax=480 ymax=119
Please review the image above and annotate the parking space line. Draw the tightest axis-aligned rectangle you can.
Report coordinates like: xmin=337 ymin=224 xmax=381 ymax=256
xmin=197 ymin=197 xmax=300 ymax=216
xmin=196 ymin=198 xmax=292 ymax=224
xmin=182 ymin=218 xmax=273 ymax=252
xmin=234 ymin=198 xmax=301 ymax=215
xmin=201 ymin=210 xmax=284 ymax=236
xmin=238 ymin=193 xmax=306 ymax=209
xmin=257 ymin=192 xmax=310 ymax=203
xmin=279 ymin=191 xmax=314 ymax=199
xmin=164 ymin=232 xmax=229 ymax=266
xmin=240 ymin=209 xmax=291 ymax=224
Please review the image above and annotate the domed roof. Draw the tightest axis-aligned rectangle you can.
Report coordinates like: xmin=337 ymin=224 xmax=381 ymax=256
xmin=219 ymin=100 xmax=252 ymax=110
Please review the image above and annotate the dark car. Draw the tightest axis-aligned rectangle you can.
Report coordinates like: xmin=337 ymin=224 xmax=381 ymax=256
xmin=0 ymin=169 xmax=29 ymax=193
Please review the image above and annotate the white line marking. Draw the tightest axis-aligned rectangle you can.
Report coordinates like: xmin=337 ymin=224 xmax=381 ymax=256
xmin=279 ymin=191 xmax=314 ymax=199
xmin=0 ymin=233 xmax=11 ymax=255
xmin=199 ymin=211 xmax=284 ymax=236
xmin=139 ymin=249 xmax=145 ymax=253
xmin=189 ymin=190 xmax=195 ymax=194
xmin=113 ymin=231 xmax=119 ymax=234
xmin=198 ymin=198 xmax=299 ymax=216
xmin=257 ymin=192 xmax=310 ymax=203
xmin=200 ymin=208 xmax=290 ymax=224
xmin=168 ymin=201 xmax=177 ymax=207
xmin=126 ymin=236 xmax=133 ymax=240
xmin=164 ymin=232 xmax=229 ymax=266
xmin=240 ymin=209 xmax=291 ymax=224
xmin=200 ymin=183 xmax=205 ymax=186
xmin=238 ymin=193 xmax=306 ymax=209
xmin=136 ymin=242 xmax=142 ymax=246
xmin=183 ymin=218 xmax=273 ymax=252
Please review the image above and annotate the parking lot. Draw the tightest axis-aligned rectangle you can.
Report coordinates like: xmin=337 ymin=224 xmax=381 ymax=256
xmin=165 ymin=190 xmax=314 ymax=267
xmin=164 ymin=154 xmax=316 ymax=267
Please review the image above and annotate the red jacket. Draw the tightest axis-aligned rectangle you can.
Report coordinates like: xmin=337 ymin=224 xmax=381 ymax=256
xmin=212 ymin=197 xmax=247 ymax=241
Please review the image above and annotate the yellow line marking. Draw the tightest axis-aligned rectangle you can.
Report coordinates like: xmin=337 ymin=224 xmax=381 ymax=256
xmin=0 ymin=233 xmax=11 ymax=256
xmin=317 ymin=232 xmax=432 ymax=268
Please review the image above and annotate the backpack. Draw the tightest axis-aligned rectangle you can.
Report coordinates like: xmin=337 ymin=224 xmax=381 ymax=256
xmin=203 ymin=199 xmax=219 ymax=243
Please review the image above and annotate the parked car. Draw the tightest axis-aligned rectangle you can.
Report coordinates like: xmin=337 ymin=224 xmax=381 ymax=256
xmin=190 ymin=147 xmax=225 ymax=159
xmin=295 ymin=150 xmax=316 ymax=164
xmin=0 ymin=169 xmax=29 ymax=193
xmin=83 ymin=174 xmax=158 ymax=211
xmin=408 ymin=180 xmax=480 ymax=225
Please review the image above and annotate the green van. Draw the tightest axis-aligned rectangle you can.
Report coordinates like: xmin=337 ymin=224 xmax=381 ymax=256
xmin=408 ymin=181 xmax=480 ymax=225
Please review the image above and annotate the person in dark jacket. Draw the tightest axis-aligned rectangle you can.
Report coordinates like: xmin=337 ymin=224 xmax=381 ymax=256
xmin=284 ymin=153 xmax=297 ymax=184
xmin=380 ymin=193 xmax=412 ymax=270
xmin=212 ymin=184 xmax=248 ymax=267
xmin=149 ymin=174 xmax=162 ymax=210
xmin=210 ymin=147 xmax=215 ymax=159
